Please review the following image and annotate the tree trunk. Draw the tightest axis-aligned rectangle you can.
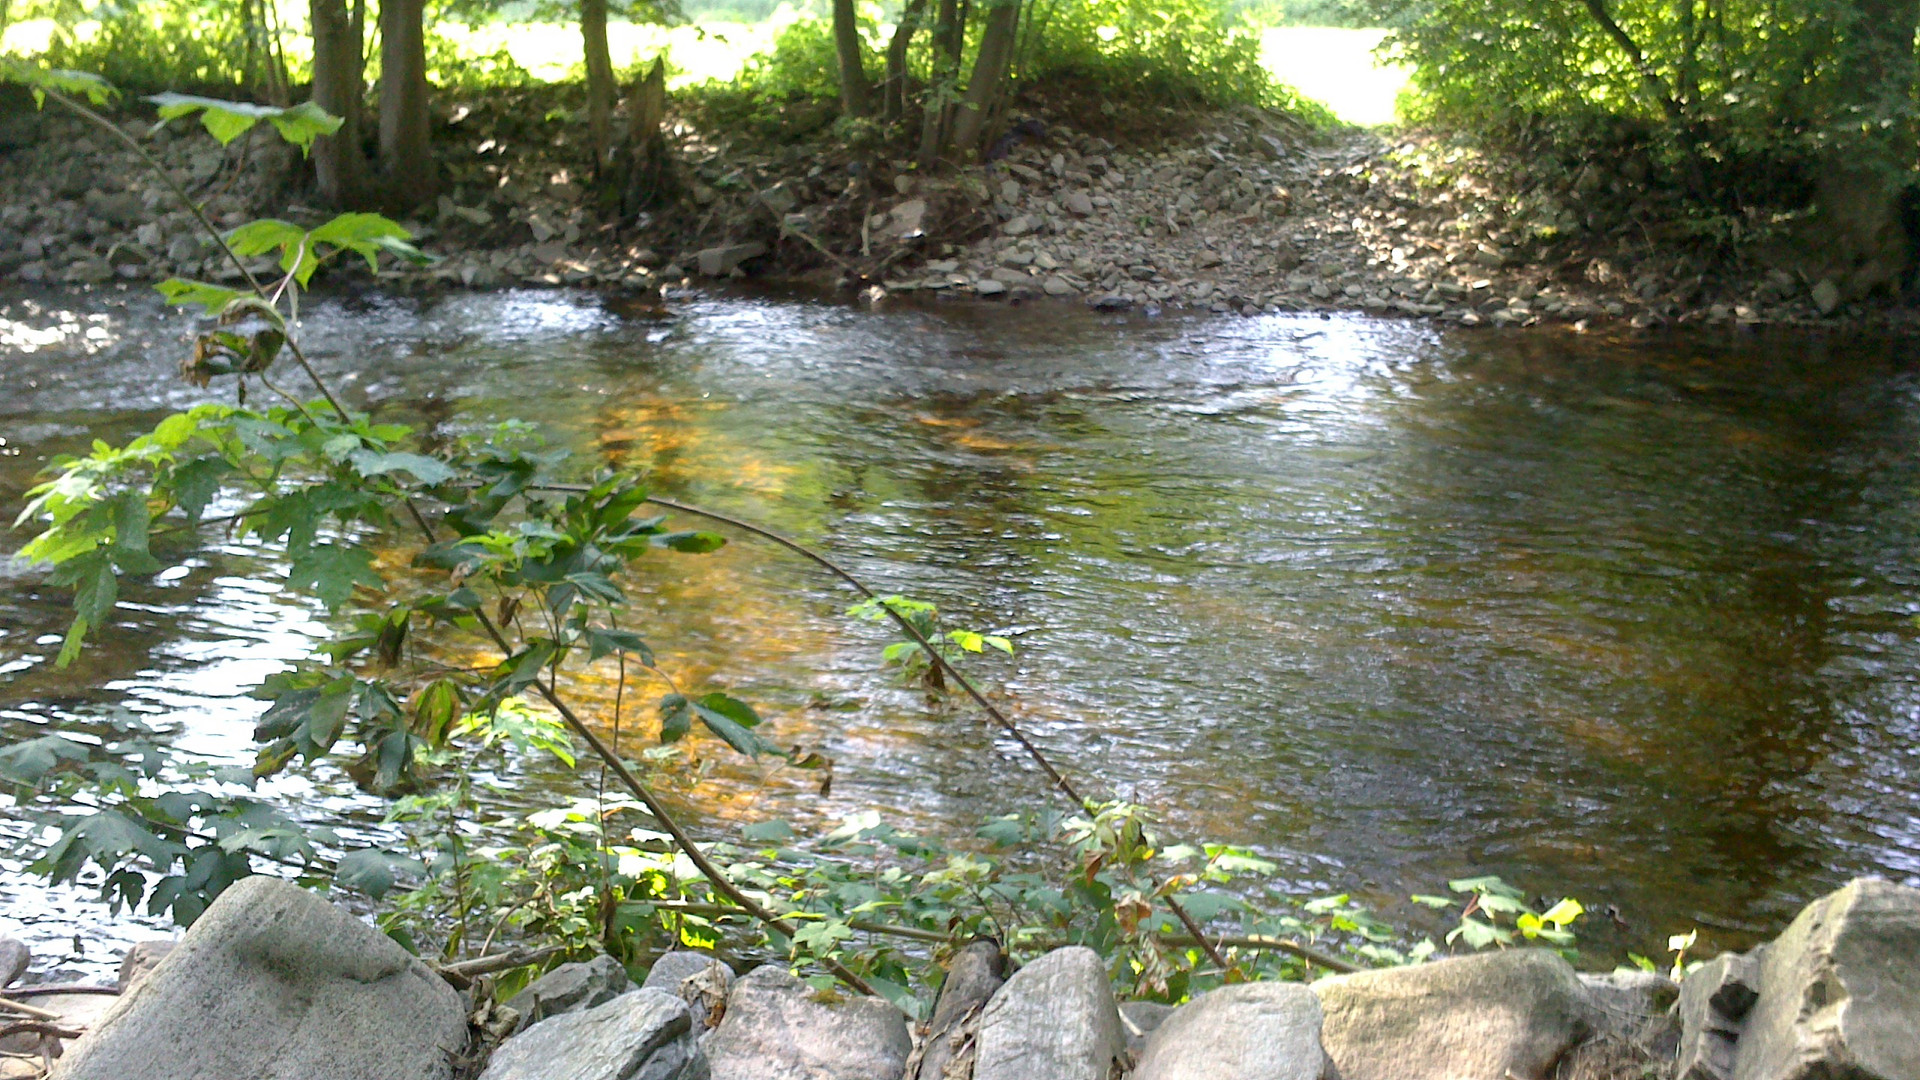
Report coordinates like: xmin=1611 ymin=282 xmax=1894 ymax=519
xmin=915 ymin=0 xmax=960 ymax=165
xmin=831 ymin=0 xmax=872 ymax=118
xmin=883 ymin=0 xmax=928 ymax=122
xmin=310 ymin=0 xmax=371 ymax=208
xmin=1809 ymin=0 xmax=1920 ymax=295
xmin=619 ymin=57 xmax=676 ymax=215
xmin=582 ymin=0 xmax=615 ymax=171
xmin=377 ymin=0 xmax=437 ymax=210
xmin=948 ymin=0 xmax=1021 ymax=160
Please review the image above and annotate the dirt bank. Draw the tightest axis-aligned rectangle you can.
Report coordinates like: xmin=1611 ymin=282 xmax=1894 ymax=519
xmin=1 ymin=84 xmax=1911 ymax=331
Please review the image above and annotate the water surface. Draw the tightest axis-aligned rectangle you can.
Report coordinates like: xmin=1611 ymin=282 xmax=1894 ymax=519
xmin=4 ymin=284 xmax=1919 ymax=977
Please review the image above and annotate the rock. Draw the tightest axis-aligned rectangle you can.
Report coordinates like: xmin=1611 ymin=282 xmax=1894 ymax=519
xmin=83 ymin=190 xmax=145 ymax=227
xmin=511 ymin=955 xmax=631 ymax=1033
xmin=0 ymin=938 xmax=26 ymax=988
xmin=1580 ymin=970 xmax=1679 ymax=1038
xmin=1132 ymin=982 xmax=1329 ymax=1080
xmin=973 ymin=947 xmax=1123 ymax=1080
xmin=917 ymin=941 xmax=1004 ymax=1080
xmin=1810 ymin=278 xmax=1840 ymax=316
xmin=115 ymin=941 xmax=174 ymax=992
xmin=1091 ymin=293 xmax=1132 ymax=310
xmin=1733 ymin=878 xmax=1920 ymax=1080
xmin=1043 ymin=276 xmax=1077 ymax=296
xmin=1064 ymin=191 xmax=1095 ymax=217
xmin=481 ymin=989 xmax=705 ymax=1080
xmin=1118 ymin=1001 xmax=1174 ymax=1055
xmin=695 ymin=243 xmax=767 ymax=277
xmin=974 ymin=279 xmax=1007 ymax=297
xmin=50 ymin=876 xmax=467 ymax=1080
xmin=1313 ymin=949 xmax=1593 ymax=1080
xmin=0 ymin=993 xmax=118 ymax=1056
xmin=1001 ymin=214 xmax=1039 ymax=237
xmin=888 ymin=198 xmax=928 ymax=238
xmin=643 ymin=952 xmax=734 ymax=1032
xmin=705 ymin=965 xmax=911 ymax=1080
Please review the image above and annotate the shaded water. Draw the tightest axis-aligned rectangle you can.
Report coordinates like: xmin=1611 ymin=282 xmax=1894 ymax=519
xmin=5 ymin=284 xmax=1920 ymax=978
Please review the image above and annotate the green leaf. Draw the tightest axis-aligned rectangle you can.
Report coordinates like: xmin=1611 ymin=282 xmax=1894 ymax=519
xmin=110 ymin=491 xmax=162 ymax=575
xmin=0 ymin=735 xmax=93 ymax=785
xmin=658 ymin=694 xmax=693 ymax=743
xmin=741 ymin=820 xmax=796 ymax=843
xmin=693 ymin=693 xmax=776 ymax=757
xmin=1539 ymin=897 xmax=1584 ymax=927
xmin=148 ymin=94 xmax=342 ymax=154
xmin=1410 ymin=894 xmax=1455 ymax=909
xmin=168 ymin=457 xmax=233 ymax=523
xmin=347 ymin=450 xmax=455 ymax=485
xmin=287 ymin=543 xmax=382 ymax=610
xmin=154 ymin=278 xmax=250 ymax=316
xmin=585 ymin=627 xmax=655 ymax=665
xmin=334 ymin=847 xmax=424 ymax=900
xmin=656 ymin=530 xmax=726 ymax=553
xmin=0 ymin=59 xmax=116 ymax=105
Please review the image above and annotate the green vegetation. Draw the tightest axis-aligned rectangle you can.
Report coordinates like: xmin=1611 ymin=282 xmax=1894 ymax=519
xmin=1373 ymin=0 xmax=1920 ymax=295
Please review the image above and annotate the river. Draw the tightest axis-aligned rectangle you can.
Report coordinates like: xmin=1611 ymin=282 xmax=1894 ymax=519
xmin=4 ymin=284 xmax=1919 ymax=979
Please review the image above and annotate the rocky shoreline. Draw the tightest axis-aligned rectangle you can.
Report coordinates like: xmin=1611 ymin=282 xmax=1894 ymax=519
xmin=3 ymin=92 xmax=1914 ymax=333
xmin=2 ymin=876 xmax=1914 ymax=1080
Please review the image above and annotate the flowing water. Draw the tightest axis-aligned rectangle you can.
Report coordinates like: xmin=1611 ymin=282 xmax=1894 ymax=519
xmin=4 ymin=284 xmax=1920 ymax=979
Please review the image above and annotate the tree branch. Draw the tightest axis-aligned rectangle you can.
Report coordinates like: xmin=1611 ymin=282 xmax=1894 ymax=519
xmin=1578 ymin=0 xmax=1686 ymax=120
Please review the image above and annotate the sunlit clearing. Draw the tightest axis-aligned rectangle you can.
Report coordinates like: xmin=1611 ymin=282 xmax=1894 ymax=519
xmin=1260 ymin=27 xmax=1412 ymax=127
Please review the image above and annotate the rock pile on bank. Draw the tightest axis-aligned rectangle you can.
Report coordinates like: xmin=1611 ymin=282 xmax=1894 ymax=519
xmin=0 ymin=94 xmax=1879 ymax=329
xmin=5 ymin=875 xmax=1916 ymax=1080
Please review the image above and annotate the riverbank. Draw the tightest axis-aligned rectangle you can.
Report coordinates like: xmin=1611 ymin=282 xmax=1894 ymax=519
xmin=6 ymin=876 xmax=1917 ymax=1080
xmin=1 ymin=83 xmax=1911 ymax=332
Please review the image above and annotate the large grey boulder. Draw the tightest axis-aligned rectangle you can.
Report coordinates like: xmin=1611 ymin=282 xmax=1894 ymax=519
xmin=705 ymin=964 xmax=911 ymax=1080
xmin=916 ymin=941 xmax=1004 ymax=1080
xmin=50 ymin=876 xmax=467 ymax=1080
xmin=695 ymin=243 xmax=767 ymax=277
xmin=1313 ymin=949 xmax=1593 ymax=1080
xmin=973 ymin=946 xmax=1124 ymax=1080
xmin=480 ymin=988 xmax=707 ymax=1080
xmin=1131 ymin=982 xmax=1331 ymax=1080
xmin=1732 ymin=877 xmax=1920 ymax=1080
xmin=510 ymin=954 xmax=631 ymax=1033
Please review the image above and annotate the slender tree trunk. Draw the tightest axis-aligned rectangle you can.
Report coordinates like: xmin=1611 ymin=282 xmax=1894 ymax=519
xmin=831 ymin=0 xmax=872 ymax=117
xmin=1811 ymin=0 xmax=1920 ymax=295
xmin=884 ymin=0 xmax=929 ymax=122
xmin=915 ymin=0 xmax=960 ymax=165
xmin=310 ymin=0 xmax=371 ymax=207
xmin=377 ymin=0 xmax=437 ymax=210
xmin=948 ymin=0 xmax=1021 ymax=159
xmin=582 ymin=0 xmax=615 ymax=170
xmin=350 ymin=0 xmax=367 ymax=102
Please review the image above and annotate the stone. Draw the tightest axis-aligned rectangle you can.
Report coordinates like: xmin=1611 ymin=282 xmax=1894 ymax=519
xmin=511 ymin=955 xmax=631 ymax=1033
xmin=888 ymin=198 xmax=928 ymax=238
xmin=1043 ymin=276 xmax=1077 ymax=296
xmin=1313 ymin=949 xmax=1593 ymax=1080
xmin=0 ymin=938 xmax=26 ymax=988
xmin=973 ymin=947 xmax=1123 ymax=1080
xmin=1064 ymin=191 xmax=1095 ymax=217
xmin=1001 ymin=214 xmax=1039 ymax=237
xmin=50 ymin=876 xmax=467 ymax=1080
xmin=918 ymin=941 xmax=1004 ymax=1080
xmin=1733 ymin=878 xmax=1920 ymax=1080
xmin=0 ymin=993 xmax=118 ymax=1056
xmin=974 ymin=279 xmax=1007 ymax=297
xmin=1118 ymin=1001 xmax=1174 ymax=1055
xmin=115 ymin=941 xmax=175 ymax=992
xmin=1092 ymin=293 xmax=1132 ymax=311
xmin=643 ymin=952 xmax=734 ymax=1031
xmin=695 ymin=243 xmax=767 ymax=277
xmin=480 ymin=989 xmax=706 ymax=1080
xmin=705 ymin=965 xmax=911 ymax=1080
xmin=1133 ymin=982 xmax=1329 ymax=1080
xmin=1810 ymin=278 xmax=1840 ymax=316
xmin=1579 ymin=970 xmax=1680 ymax=1038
